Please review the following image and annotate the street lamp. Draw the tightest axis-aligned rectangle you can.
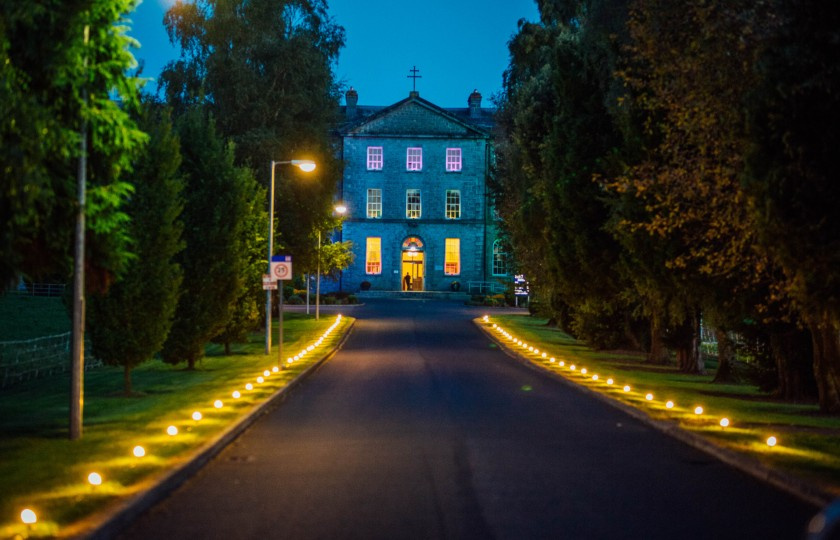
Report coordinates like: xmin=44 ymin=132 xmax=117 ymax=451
xmin=266 ymin=159 xmax=316 ymax=363
xmin=316 ymin=203 xmax=347 ymax=321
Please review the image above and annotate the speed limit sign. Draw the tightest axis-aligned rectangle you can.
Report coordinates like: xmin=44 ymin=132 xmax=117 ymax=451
xmin=270 ymin=255 xmax=292 ymax=281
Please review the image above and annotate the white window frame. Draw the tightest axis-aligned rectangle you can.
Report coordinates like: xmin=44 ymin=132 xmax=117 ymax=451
xmin=406 ymin=147 xmax=423 ymax=171
xmin=365 ymin=237 xmax=382 ymax=275
xmin=492 ymin=239 xmax=508 ymax=276
xmin=367 ymin=188 xmax=382 ymax=219
xmin=406 ymin=189 xmax=422 ymax=219
xmin=367 ymin=146 xmax=383 ymax=170
xmin=445 ymin=190 xmax=461 ymax=220
xmin=444 ymin=238 xmax=460 ymax=276
xmin=446 ymin=148 xmax=462 ymax=172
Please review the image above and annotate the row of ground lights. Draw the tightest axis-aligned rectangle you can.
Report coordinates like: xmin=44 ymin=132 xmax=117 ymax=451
xmin=18 ymin=315 xmax=344 ymax=530
xmin=481 ymin=315 xmax=779 ymax=448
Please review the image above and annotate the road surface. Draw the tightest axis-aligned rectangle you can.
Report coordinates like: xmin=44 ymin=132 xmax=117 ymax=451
xmin=119 ymin=298 xmax=816 ymax=539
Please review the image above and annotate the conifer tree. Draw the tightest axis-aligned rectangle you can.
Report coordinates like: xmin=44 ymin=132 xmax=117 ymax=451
xmin=88 ymin=103 xmax=184 ymax=393
xmin=161 ymin=110 xmax=251 ymax=369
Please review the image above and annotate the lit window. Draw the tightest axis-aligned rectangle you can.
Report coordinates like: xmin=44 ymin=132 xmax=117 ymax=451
xmin=367 ymin=188 xmax=382 ymax=219
xmin=365 ymin=237 xmax=381 ymax=274
xmin=406 ymin=189 xmax=421 ymax=219
xmin=407 ymin=147 xmax=422 ymax=171
xmin=493 ymin=239 xmax=508 ymax=276
xmin=446 ymin=148 xmax=462 ymax=172
xmin=445 ymin=190 xmax=461 ymax=219
xmin=367 ymin=147 xmax=383 ymax=170
xmin=444 ymin=238 xmax=460 ymax=275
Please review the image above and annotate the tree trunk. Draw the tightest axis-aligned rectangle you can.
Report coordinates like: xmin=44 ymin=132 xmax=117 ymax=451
xmin=187 ymin=357 xmax=196 ymax=370
xmin=808 ymin=311 xmax=840 ymax=413
xmin=769 ymin=328 xmax=809 ymax=401
xmin=124 ymin=364 xmax=133 ymax=396
xmin=712 ymin=328 xmax=735 ymax=383
xmin=648 ymin=312 xmax=670 ymax=364
xmin=224 ymin=341 xmax=231 ymax=355
xmin=677 ymin=310 xmax=704 ymax=374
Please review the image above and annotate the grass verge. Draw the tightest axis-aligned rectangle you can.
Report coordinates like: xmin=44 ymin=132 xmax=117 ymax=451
xmin=0 ymin=312 xmax=352 ymax=538
xmin=480 ymin=313 xmax=840 ymax=500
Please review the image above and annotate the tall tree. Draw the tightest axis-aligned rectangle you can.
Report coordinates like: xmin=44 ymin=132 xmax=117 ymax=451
xmin=744 ymin=0 xmax=840 ymax=412
xmin=0 ymin=0 xmax=146 ymax=287
xmin=161 ymin=110 xmax=251 ymax=369
xmin=160 ymin=0 xmax=344 ymax=266
xmin=213 ymin=175 xmax=267 ymax=355
xmin=88 ymin=102 xmax=184 ymax=393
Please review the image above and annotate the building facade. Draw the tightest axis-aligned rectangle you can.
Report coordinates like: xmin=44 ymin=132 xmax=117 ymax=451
xmin=337 ymin=89 xmax=508 ymax=293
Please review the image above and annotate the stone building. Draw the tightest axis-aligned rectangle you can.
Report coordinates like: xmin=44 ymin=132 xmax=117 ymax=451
xmin=336 ymin=88 xmax=509 ymax=293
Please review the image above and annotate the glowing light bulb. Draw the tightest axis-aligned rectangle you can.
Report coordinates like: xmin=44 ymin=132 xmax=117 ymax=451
xmin=592 ymin=375 xmax=599 ymax=381
xmin=257 ymin=377 xmax=264 ymax=383
xmin=645 ymin=393 xmax=654 ymax=401
xmin=167 ymin=425 xmax=178 ymax=436
xmin=719 ymin=418 xmax=730 ymax=428
xmin=88 ymin=472 xmax=103 ymax=485
xmin=232 ymin=391 xmax=241 ymax=399
xmin=623 ymin=385 xmax=631 ymax=392
xmin=492 ymin=324 xmax=497 ymax=328
xmin=666 ymin=401 xmax=674 ymax=409
xmin=541 ymin=353 xmax=547 ymax=358
xmin=272 ymin=366 xmax=279 ymax=373
xmin=133 ymin=445 xmax=146 ymax=458
xmin=192 ymin=411 xmax=202 ymax=421
xmin=246 ymin=383 xmax=254 ymax=390
xmin=263 ymin=370 xmax=271 ymax=377
xmin=607 ymin=378 xmax=614 ymax=385
xmin=694 ymin=406 xmax=704 ymax=415
xmin=214 ymin=399 xmax=223 ymax=409
xmin=570 ymin=365 xmax=576 ymax=371
xmin=559 ymin=361 xmax=565 ymax=367
xmin=581 ymin=368 xmax=587 ymax=375
xmin=766 ymin=436 xmax=777 ymax=447
xmin=20 ymin=509 xmax=37 ymax=524
xmin=550 ymin=357 xmax=556 ymax=363
xmin=287 ymin=358 xmax=293 ymax=364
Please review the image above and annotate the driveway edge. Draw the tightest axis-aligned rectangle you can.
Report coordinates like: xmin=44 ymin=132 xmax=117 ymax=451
xmin=78 ymin=319 xmax=356 ymax=540
xmin=474 ymin=319 xmax=831 ymax=509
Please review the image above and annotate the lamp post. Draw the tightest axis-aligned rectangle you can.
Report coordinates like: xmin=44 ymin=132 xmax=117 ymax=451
xmin=266 ymin=159 xmax=316 ymax=363
xmin=315 ymin=203 xmax=346 ymax=321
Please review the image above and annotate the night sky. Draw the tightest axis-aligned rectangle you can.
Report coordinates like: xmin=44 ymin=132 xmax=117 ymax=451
xmin=128 ymin=0 xmax=540 ymax=108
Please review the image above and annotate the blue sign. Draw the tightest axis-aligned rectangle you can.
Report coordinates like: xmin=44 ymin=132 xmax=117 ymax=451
xmin=271 ymin=255 xmax=291 ymax=262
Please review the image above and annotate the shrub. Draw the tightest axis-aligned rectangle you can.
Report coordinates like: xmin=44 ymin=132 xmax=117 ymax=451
xmin=286 ymin=295 xmax=304 ymax=305
xmin=322 ymin=296 xmax=337 ymax=305
xmin=347 ymin=294 xmax=358 ymax=304
xmin=360 ymin=281 xmax=371 ymax=291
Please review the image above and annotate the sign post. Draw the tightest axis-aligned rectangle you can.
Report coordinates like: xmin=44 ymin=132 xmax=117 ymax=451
xmin=271 ymin=255 xmax=292 ymax=367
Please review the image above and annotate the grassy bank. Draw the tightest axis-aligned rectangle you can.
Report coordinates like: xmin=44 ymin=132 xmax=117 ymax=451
xmin=0 ymin=313 xmax=352 ymax=538
xmin=0 ymin=296 xmax=70 ymax=341
xmin=481 ymin=314 xmax=840 ymax=498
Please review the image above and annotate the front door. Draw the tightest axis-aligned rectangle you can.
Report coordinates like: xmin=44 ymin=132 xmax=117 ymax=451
xmin=401 ymin=253 xmax=424 ymax=291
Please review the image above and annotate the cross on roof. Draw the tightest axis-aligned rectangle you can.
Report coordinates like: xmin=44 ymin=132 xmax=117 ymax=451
xmin=407 ymin=66 xmax=422 ymax=91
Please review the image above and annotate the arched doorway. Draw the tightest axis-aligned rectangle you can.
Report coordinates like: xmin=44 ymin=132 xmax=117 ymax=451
xmin=401 ymin=236 xmax=425 ymax=291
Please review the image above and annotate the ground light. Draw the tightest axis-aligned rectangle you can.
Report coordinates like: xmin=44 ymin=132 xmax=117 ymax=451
xmin=720 ymin=418 xmax=730 ymax=428
xmin=167 ymin=425 xmax=178 ymax=436
xmin=767 ymin=436 xmax=778 ymax=447
xmin=232 ymin=391 xmax=241 ymax=399
xmin=214 ymin=400 xmax=223 ymax=409
xmin=646 ymin=393 xmax=654 ymax=401
xmin=87 ymin=472 xmax=102 ymax=486
xmin=666 ymin=401 xmax=675 ymax=409
xmin=20 ymin=509 xmax=36 ymax=525
xmin=694 ymin=406 xmax=704 ymax=415
xmin=192 ymin=411 xmax=202 ymax=421
xmin=133 ymin=446 xmax=145 ymax=458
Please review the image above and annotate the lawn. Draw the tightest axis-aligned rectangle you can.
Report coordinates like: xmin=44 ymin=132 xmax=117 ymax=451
xmin=0 ymin=312 xmax=352 ymax=539
xmin=0 ymin=295 xmax=70 ymax=341
xmin=481 ymin=313 xmax=840 ymax=499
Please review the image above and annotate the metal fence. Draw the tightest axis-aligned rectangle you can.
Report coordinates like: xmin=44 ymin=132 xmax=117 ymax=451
xmin=6 ymin=283 xmax=66 ymax=297
xmin=467 ymin=281 xmax=507 ymax=295
xmin=0 ymin=332 xmax=102 ymax=388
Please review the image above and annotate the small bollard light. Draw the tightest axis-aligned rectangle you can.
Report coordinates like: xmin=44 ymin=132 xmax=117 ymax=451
xmin=167 ymin=425 xmax=178 ymax=436
xmin=214 ymin=399 xmax=224 ymax=409
xmin=607 ymin=378 xmax=614 ymax=385
xmin=581 ymin=368 xmax=587 ymax=375
xmin=623 ymin=385 xmax=631 ymax=392
xmin=272 ymin=366 xmax=280 ymax=373
xmin=88 ymin=472 xmax=103 ymax=486
xmin=257 ymin=377 xmax=264 ymax=384
xmin=192 ymin=411 xmax=202 ymax=421
xmin=694 ymin=406 xmax=704 ymax=415
xmin=246 ymin=383 xmax=254 ymax=390
xmin=20 ymin=509 xmax=37 ymax=525
xmin=719 ymin=418 xmax=730 ymax=428
xmin=133 ymin=445 xmax=146 ymax=458
xmin=232 ymin=391 xmax=241 ymax=399
xmin=666 ymin=401 xmax=675 ymax=409
xmin=767 ymin=436 xmax=778 ymax=447
xmin=645 ymin=393 xmax=654 ymax=401
xmin=263 ymin=370 xmax=271 ymax=377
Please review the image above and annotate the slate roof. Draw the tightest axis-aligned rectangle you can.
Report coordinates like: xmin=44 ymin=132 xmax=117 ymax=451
xmin=337 ymin=91 xmax=496 ymax=136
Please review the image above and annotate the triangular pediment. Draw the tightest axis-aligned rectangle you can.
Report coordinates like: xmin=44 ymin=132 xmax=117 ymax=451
xmin=347 ymin=96 xmax=488 ymax=138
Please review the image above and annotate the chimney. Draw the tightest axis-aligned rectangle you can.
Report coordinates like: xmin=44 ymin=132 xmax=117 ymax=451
xmin=468 ymin=89 xmax=482 ymax=118
xmin=345 ymin=87 xmax=358 ymax=118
